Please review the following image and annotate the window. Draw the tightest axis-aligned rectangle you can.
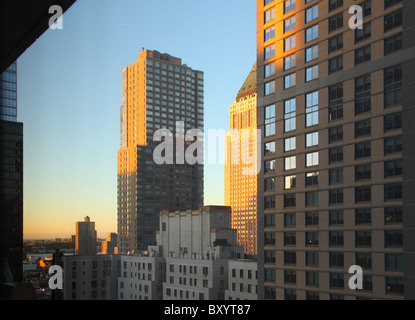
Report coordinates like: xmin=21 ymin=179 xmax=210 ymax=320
xmin=265 ymin=7 xmax=275 ymax=24
xmin=265 ymin=250 xmax=276 ymax=263
xmin=284 ymin=213 xmax=296 ymax=227
xmin=306 ymin=91 xmax=319 ymax=126
xmin=385 ymin=231 xmax=403 ymax=247
xmin=329 ymin=0 xmax=343 ymax=12
xmin=362 ymin=0 xmax=372 ymax=17
xmin=284 ymin=251 xmax=296 ymax=265
xmin=385 ymin=254 xmax=403 ymax=272
xmin=265 ymin=62 xmax=275 ymax=78
xmin=284 ymin=73 xmax=296 ymax=89
xmin=285 ymin=156 xmax=296 ymax=171
xmin=385 ymin=0 xmax=402 ymax=9
xmin=355 ymin=142 xmax=371 ymax=159
xmin=329 ymin=126 xmax=343 ymax=143
xmin=284 ymin=195 xmax=296 ymax=208
xmin=356 ymin=253 xmax=372 ymax=269
xmin=284 ymin=0 xmax=296 ymax=14
xmin=330 ymin=210 xmax=344 ymax=225
xmin=285 ymin=175 xmax=296 ymax=190
xmin=384 ymin=112 xmax=402 ymax=132
xmin=330 ymin=168 xmax=343 ymax=184
xmin=355 ymin=208 xmax=372 ymax=225
xmin=384 ymin=9 xmax=402 ymax=32
xmin=265 ymin=104 xmax=276 ymax=137
xmin=285 ymin=137 xmax=296 ymax=152
xmin=355 ymin=186 xmax=371 ymax=203
xmin=329 ymin=189 xmax=344 ymax=205
xmin=329 ymin=231 xmax=344 ymax=246
xmin=330 ymin=273 xmax=344 ymax=289
xmin=306 ymin=172 xmax=319 ymax=187
xmin=329 ymin=83 xmax=343 ymax=121
xmin=329 ymin=55 xmax=343 ymax=73
xmin=265 ymin=269 xmax=276 ymax=281
xmin=306 ymin=132 xmax=319 ymax=148
xmin=284 ymin=98 xmax=296 ymax=132
xmin=306 ymin=212 xmax=319 ymax=226
xmin=265 ymin=214 xmax=276 ymax=227
xmin=306 ymin=192 xmax=318 ymax=206
xmin=265 ymin=141 xmax=276 ymax=155
xmin=329 ymin=13 xmax=343 ymax=33
xmin=284 ymin=232 xmax=296 ymax=246
xmin=284 ymin=35 xmax=296 ymax=51
xmin=306 ymin=65 xmax=319 ymax=82
xmin=265 ymin=26 xmax=276 ymax=41
xmin=305 ymin=45 xmax=318 ymax=62
xmin=355 ymin=164 xmax=371 ymax=181
xmin=306 ymin=232 xmax=319 ymax=246
xmin=356 ymin=231 xmax=372 ymax=247
xmin=385 ymin=207 xmax=403 ymax=224
xmin=306 ymin=271 xmax=319 ymax=286
xmin=265 ymin=196 xmax=276 ymax=209
xmin=384 ymin=183 xmax=403 ymax=201
xmin=384 ymin=65 xmax=402 ymax=108
xmin=265 ymin=178 xmax=276 ymax=191
xmin=284 ymin=16 xmax=296 ymax=32
xmin=384 ymin=33 xmax=402 ymax=55
xmin=384 ymin=159 xmax=402 ymax=178
xmin=384 ymin=136 xmax=402 ymax=154
xmin=265 ymin=159 xmax=276 ymax=173
xmin=265 ymin=0 xmax=275 ymax=5
xmin=385 ymin=277 xmax=404 ymax=295
xmin=265 ymin=81 xmax=275 ymax=95
xmin=284 ymin=54 xmax=296 ymax=70
xmin=355 ymin=119 xmax=371 ymax=138
xmin=355 ymin=45 xmax=371 ymax=65
xmin=329 ymin=34 xmax=343 ymax=53
xmin=306 ymin=251 xmax=319 ymax=266
xmin=305 ymin=5 xmax=319 ymax=23
xmin=329 ymin=147 xmax=343 ymax=163
xmin=265 ymin=45 xmax=275 ymax=60
xmin=355 ymin=75 xmax=371 ymax=115
xmin=306 ymin=25 xmax=318 ymax=42
xmin=306 ymin=152 xmax=319 ymax=167
xmin=355 ymin=23 xmax=371 ymax=43
xmin=329 ymin=252 xmax=344 ymax=267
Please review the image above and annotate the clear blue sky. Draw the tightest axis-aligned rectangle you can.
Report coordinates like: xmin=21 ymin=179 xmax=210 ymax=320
xmin=18 ymin=0 xmax=256 ymax=239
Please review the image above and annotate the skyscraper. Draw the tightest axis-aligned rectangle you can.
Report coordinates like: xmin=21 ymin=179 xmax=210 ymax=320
xmin=225 ymin=63 xmax=258 ymax=255
xmin=0 ymin=61 xmax=23 ymax=284
xmin=117 ymin=50 xmax=204 ymax=254
xmin=257 ymin=0 xmax=415 ymax=300
xmin=76 ymin=216 xmax=97 ymax=256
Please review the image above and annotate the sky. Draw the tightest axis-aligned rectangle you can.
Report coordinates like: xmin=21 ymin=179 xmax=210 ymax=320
xmin=18 ymin=0 xmax=257 ymax=239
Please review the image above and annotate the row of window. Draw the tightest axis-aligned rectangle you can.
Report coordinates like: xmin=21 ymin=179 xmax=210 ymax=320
xmin=264 ymin=182 xmax=402 ymax=209
xmin=265 ymin=207 xmax=402 ymax=228
xmin=265 ymin=230 xmax=403 ymax=248
xmin=264 ymin=135 xmax=402 ymax=176
xmin=265 ymin=159 xmax=402 ymax=194
xmin=264 ymin=275 xmax=404 ymax=298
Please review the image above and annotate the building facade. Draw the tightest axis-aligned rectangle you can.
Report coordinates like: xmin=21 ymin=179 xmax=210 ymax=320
xmin=117 ymin=49 xmax=204 ymax=254
xmin=225 ymin=63 xmax=258 ymax=256
xmin=0 ymin=61 xmax=23 ymax=284
xmin=225 ymin=259 xmax=258 ymax=300
xmin=257 ymin=0 xmax=415 ymax=300
xmin=63 ymin=254 xmax=122 ymax=300
xmin=75 ymin=216 xmax=97 ymax=256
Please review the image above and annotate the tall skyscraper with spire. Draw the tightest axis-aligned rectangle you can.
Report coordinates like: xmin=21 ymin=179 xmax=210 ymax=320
xmin=225 ymin=63 xmax=258 ymax=255
xmin=117 ymin=50 xmax=204 ymax=254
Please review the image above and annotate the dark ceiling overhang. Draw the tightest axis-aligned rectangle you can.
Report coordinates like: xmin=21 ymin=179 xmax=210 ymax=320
xmin=0 ymin=0 xmax=77 ymax=73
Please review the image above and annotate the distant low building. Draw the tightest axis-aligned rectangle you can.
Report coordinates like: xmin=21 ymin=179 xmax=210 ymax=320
xmin=101 ymin=233 xmax=117 ymax=255
xmin=75 ymin=216 xmax=97 ymax=256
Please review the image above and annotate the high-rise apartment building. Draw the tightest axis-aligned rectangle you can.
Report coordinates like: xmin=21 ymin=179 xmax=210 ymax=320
xmin=257 ymin=0 xmax=415 ymax=300
xmin=225 ymin=63 xmax=258 ymax=255
xmin=117 ymin=50 xmax=204 ymax=254
xmin=76 ymin=216 xmax=97 ymax=256
xmin=0 ymin=61 xmax=23 ymax=284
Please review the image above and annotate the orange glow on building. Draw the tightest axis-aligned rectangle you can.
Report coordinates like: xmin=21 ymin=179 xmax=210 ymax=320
xmin=225 ymin=63 xmax=258 ymax=255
